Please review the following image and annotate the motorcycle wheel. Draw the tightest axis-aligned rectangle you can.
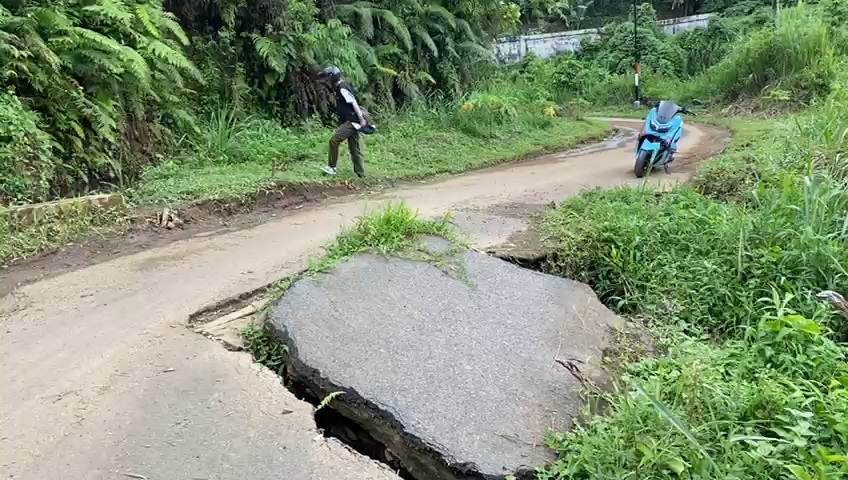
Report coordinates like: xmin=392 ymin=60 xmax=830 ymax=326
xmin=634 ymin=150 xmax=651 ymax=178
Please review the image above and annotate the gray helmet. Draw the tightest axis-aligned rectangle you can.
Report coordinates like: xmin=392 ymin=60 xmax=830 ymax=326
xmin=320 ymin=65 xmax=342 ymax=83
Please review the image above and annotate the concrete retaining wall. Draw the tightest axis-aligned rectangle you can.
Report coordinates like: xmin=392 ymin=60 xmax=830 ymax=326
xmin=496 ymin=13 xmax=712 ymax=63
xmin=2 ymin=193 xmax=127 ymax=227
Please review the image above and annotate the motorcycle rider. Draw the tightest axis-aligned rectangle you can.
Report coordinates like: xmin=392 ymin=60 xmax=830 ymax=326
xmin=318 ymin=66 xmax=371 ymax=178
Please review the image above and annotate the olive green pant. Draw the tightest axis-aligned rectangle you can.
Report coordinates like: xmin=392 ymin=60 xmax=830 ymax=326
xmin=328 ymin=122 xmax=364 ymax=177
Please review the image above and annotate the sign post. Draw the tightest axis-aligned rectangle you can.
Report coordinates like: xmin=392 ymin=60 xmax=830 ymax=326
xmin=633 ymin=0 xmax=640 ymax=107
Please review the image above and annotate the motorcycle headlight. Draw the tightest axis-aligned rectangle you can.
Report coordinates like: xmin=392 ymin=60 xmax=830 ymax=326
xmin=651 ymin=119 xmax=671 ymax=132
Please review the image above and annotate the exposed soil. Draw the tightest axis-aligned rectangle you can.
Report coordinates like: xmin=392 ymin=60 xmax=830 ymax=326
xmin=0 ymin=183 xmax=363 ymax=296
xmin=0 ymin=132 xmax=620 ymax=294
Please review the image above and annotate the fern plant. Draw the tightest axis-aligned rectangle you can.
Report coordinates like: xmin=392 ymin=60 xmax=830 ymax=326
xmin=0 ymin=0 xmax=199 ymax=203
xmin=169 ymin=0 xmax=511 ymax=123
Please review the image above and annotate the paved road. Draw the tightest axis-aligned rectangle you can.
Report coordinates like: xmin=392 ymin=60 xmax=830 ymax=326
xmin=0 ymin=120 xmax=725 ymax=479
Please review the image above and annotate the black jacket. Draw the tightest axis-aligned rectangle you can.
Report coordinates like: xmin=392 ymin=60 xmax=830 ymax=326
xmin=335 ymin=82 xmax=359 ymax=125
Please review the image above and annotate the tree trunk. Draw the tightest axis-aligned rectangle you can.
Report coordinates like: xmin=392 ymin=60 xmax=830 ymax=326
xmin=320 ymin=0 xmax=336 ymax=19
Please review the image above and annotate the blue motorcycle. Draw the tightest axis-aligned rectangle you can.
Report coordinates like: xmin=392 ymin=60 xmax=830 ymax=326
xmin=634 ymin=101 xmax=695 ymax=178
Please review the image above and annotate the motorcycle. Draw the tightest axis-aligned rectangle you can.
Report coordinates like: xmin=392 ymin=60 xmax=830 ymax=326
xmin=634 ymin=101 xmax=695 ymax=178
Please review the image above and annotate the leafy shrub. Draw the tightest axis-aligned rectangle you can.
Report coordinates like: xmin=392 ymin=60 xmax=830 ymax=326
xmin=0 ymin=0 xmax=199 ymax=199
xmin=515 ymin=53 xmax=611 ymax=103
xmin=579 ymin=4 xmax=687 ymax=77
xmin=454 ymin=80 xmax=553 ymax=137
xmin=692 ymin=4 xmax=845 ymax=105
xmin=542 ymin=174 xmax=848 ymax=337
xmin=820 ymin=0 xmax=848 ymax=29
xmin=673 ymin=15 xmax=744 ymax=76
xmin=539 ymin=301 xmax=848 ymax=480
xmin=0 ymin=91 xmax=56 ymax=204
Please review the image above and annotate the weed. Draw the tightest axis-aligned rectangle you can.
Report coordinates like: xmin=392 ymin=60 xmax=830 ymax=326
xmin=316 ymin=391 xmax=345 ymax=413
xmin=538 ymin=20 xmax=848 ymax=472
xmin=241 ymin=324 xmax=289 ymax=375
xmin=308 ymin=201 xmax=458 ymax=273
xmin=0 ymin=204 xmax=129 ymax=266
xmin=243 ymin=201 xmax=460 ymax=372
xmin=133 ymin=114 xmax=609 ymax=205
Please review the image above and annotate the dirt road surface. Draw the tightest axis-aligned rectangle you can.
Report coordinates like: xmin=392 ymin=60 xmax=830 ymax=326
xmin=0 ymin=120 xmax=728 ymax=480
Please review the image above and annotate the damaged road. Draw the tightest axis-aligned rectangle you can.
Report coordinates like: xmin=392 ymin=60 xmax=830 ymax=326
xmin=0 ymin=120 xmax=729 ymax=479
xmin=268 ymin=237 xmax=633 ymax=480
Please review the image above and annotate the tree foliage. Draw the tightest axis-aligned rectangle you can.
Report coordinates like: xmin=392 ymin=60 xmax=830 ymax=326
xmin=0 ymin=0 xmax=198 ymax=203
xmin=168 ymin=0 xmax=512 ymax=121
xmin=579 ymin=4 xmax=686 ymax=76
xmin=0 ymin=0 xmax=519 ymax=204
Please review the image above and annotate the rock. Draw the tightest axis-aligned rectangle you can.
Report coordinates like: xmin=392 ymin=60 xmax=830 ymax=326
xmin=152 ymin=207 xmax=183 ymax=230
xmin=268 ymin=240 xmax=631 ymax=480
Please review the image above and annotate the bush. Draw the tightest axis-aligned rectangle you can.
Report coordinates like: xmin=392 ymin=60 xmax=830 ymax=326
xmin=454 ymin=79 xmax=554 ymax=137
xmin=543 ymin=174 xmax=848 ymax=338
xmin=0 ymin=92 xmax=56 ymax=204
xmin=0 ymin=0 xmax=200 ymax=198
xmin=691 ymin=4 xmax=845 ymax=105
xmin=579 ymin=4 xmax=687 ymax=77
xmin=513 ymin=53 xmax=611 ymax=103
xmin=539 ymin=301 xmax=848 ymax=480
xmin=673 ymin=16 xmax=745 ymax=76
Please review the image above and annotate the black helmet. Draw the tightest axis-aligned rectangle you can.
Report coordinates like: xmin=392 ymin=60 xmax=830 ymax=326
xmin=320 ymin=65 xmax=342 ymax=83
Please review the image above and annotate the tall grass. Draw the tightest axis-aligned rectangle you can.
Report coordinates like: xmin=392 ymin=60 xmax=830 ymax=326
xmin=453 ymin=78 xmax=557 ymax=137
xmin=0 ymin=204 xmax=129 ymax=265
xmin=687 ymin=4 xmax=844 ymax=105
xmin=539 ymin=139 xmax=848 ymax=480
xmin=543 ymin=173 xmax=848 ymax=338
xmin=133 ymin=79 xmax=609 ymax=204
xmin=537 ymin=297 xmax=848 ymax=480
xmin=538 ymin=14 xmax=848 ymax=471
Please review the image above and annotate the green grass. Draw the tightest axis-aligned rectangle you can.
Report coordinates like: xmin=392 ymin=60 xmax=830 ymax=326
xmin=132 ymin=116 xmax=611 ymax=205
xmin=0 ymin=205 xmax=129 ymax=266
xmin=689 ymin=117 xmax=778 ymax=201
xmin=0 ymin=88 xmax=609 ymax=265
xmin=537 ymin=99 xmax=848 ymax=479
xmin=254 ymin=200 xmax=460 ymax=308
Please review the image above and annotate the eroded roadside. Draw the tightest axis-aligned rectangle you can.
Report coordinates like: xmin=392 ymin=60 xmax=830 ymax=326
xmin=0 ymin=126 xmax=620 ymax=296
xmin=0 ymin=120 xmax=729 ymax=480
xmin=1 ymin=119 xmax=727 ymax=297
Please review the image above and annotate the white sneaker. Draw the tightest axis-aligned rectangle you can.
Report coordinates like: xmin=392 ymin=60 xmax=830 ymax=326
xmin=321 ymin=166 xmax=337 ymax=175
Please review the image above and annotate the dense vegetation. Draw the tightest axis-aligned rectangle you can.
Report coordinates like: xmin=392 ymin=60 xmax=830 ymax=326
xmin=532 ymin=2 xmax=848 ymax=479
xmin=0 ymin=0 xmax=617 ymax=264
xmin=5 ymin=0 xmax=847 ymax=476
xmin=0 ymin=0 xmax=515 ymax=206
xmin=518 ymin=0 xmax=792 ymax=32
xmin=0 ymin=0 xmax=812 ymax=211
xmin=510 ymin=0 xmax=848 ymax=109
xmin=0 ymin=0 xmax=827 ymax=210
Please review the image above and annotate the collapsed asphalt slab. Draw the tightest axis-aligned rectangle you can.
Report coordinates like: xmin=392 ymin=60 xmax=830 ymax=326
xmin=267 ymin=236 xmax=631 ymax=480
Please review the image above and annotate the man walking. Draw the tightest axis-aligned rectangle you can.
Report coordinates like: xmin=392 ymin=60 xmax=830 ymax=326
xmin=319 ymin=66 xmax=371 ymax=178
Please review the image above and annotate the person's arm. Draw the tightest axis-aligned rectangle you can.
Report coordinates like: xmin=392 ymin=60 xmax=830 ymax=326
xmin=341 ymin=88 xmax=368 ymax=125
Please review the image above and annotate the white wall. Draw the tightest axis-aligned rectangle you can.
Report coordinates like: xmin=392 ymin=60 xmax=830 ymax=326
xmin=496 ymin=13 xmax=713 ymax=64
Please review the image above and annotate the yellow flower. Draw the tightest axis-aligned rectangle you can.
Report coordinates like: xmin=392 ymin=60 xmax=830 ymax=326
xmin=543 ymin=106 xmax=557 ymax=118
xmin=460 ymin=101 xmax=475 ymax=113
